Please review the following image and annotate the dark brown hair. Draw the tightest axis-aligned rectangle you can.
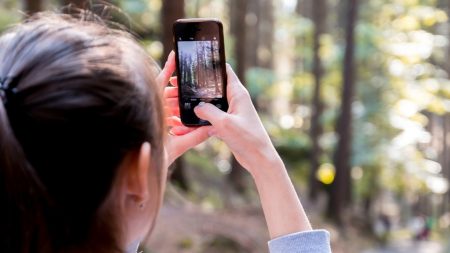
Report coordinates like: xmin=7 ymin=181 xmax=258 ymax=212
xmin=0 ymin=11 xmax=165 ymax=253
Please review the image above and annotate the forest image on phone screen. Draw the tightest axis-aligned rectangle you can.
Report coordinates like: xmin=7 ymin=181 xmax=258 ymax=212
xmin=178 ymin=40 xmax=223 ymax=99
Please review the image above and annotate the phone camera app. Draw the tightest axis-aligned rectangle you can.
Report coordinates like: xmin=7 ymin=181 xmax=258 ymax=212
xmin=178 ymin=40 xmax=223 ymax=99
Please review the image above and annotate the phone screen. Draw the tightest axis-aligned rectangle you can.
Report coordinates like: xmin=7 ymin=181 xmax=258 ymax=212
xmin=177 ymin=40 xmax=223 ymax=99
xmin=173 ymin=19 xmax=228 ymax=126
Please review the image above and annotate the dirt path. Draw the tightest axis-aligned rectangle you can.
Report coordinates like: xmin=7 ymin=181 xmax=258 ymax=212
xmin=362 ymin=240 xmax=443 ymax=253
xmin=144 ymin=195 xmax=269 ymax=253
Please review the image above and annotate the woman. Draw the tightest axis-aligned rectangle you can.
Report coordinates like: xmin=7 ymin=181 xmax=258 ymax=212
xmin=0 ymin=11 xmax=331 ymax=253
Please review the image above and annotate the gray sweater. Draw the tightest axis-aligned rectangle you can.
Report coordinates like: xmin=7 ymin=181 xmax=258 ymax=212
xmin=268 ymin=230 xmax=331 ymax=253
xmin=128 ymin=229 xmax=331 ymax=252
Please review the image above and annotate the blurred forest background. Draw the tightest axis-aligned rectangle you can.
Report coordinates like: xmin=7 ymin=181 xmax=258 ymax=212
xmin=1 ymin=0 xmax=450 ymax=252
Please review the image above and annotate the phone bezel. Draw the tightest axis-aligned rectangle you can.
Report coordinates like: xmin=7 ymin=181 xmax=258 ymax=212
xmin=173 ymin=18 xmax=228 ymax=126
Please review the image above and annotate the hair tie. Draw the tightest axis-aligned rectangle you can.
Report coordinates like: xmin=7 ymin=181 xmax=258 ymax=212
xmin=0 ymin=76 xmax=18 ymax=105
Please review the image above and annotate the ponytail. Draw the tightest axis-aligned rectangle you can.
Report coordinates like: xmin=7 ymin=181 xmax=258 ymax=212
xmin=0 ymin=97 xmax=49 ymax=251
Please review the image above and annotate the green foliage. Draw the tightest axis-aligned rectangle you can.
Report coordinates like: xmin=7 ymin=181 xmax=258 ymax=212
xmin=0 ymin=1 xmax=20 ymax=32
xmin=246 ymin=67 xmax=276 ymax=99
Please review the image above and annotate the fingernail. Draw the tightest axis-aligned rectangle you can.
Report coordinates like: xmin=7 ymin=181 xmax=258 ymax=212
xmin=198 ymin=102 xmax=205 ymax=107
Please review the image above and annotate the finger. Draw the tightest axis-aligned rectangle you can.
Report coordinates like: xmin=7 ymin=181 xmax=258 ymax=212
xmin=156 ymin=51 xmax=176 ymax=87
xmin=166 ymin=126 xmax=212 ymax=164
xmin=165 ymin=98 xmax=179 ymax=108
xmin=166 ymin=116 xmax=183 ymax=127
xmin=169 ymin=76 xmax=178 ymax=87
xmin=226 ymin=64 xmax=249 ymax=99
xmin=170 ymin=126 xmax=197 ymax=135
xmin=226 ymin=64 xmax=240 ymax=87
xmin=165 ymin=106 xmax=180 ymax=117
xmin=170 ymin=126 xmax=212 ymax=153
xmin=164 ymin=86 xmax=178 ymax=98
xmin=194 ymin=102 xmax=227 ymax=126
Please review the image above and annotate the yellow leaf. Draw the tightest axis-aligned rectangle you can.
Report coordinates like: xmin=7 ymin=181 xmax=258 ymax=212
xmin=316 ymin=163 xmax=335 ymax=185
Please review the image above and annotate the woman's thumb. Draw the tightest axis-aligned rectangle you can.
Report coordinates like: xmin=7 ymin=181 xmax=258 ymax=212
xmin=194 ymin=102 xmax=226 ymax=125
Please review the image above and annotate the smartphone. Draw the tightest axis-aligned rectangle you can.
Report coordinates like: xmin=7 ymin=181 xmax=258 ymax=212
xmin=173 ymin=18 xmax=228 ymax=126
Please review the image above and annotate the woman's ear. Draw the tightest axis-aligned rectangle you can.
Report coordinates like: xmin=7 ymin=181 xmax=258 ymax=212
xmin=125 ymin=142 xmax=151 ymax=205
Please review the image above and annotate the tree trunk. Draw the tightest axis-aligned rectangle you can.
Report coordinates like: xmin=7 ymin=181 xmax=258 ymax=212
xmin=22 ymin=0 xmax=43 ymax=15
xmin=308 ymin=0 xmax=327 ymax=201
xmin=228 ymin=0 xmax=249 ymax=196
xmin=258 ymin=0 xmax=274 ymax=69
xmin=229 ymin=0 xmax=248 ymax=79
xmin=162 ymin=0 xmax=184 ymax=61
xmin=443 ymin=0 xmax=450 ymax=216
xmin=294 ymin=0 xmax=312 ymax=74
xmin=327 ymin=0 xmax=359 ymax=225
xmin=296 ymin=0 xmax=312 ymax=19
xmin=245 ymin=0 xmax=260 ymax=68
xmin=443 ymin=114 xmax=450 ymax=215
xmin=162 ymin=0 xmax=188 ymax=191
xmin=244 ymin=0 xmax=274 ymax=69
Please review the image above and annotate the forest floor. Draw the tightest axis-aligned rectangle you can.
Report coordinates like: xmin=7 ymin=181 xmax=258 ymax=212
xmin=143 ymin=185 xmax=382 ymax=253
xmin=146 ymin=196 xmax=446 ymax=253
xmin=145 ymin=185 xmax=268 ymax=253
xmin=361 ymin=240 xmax=443 ymax=253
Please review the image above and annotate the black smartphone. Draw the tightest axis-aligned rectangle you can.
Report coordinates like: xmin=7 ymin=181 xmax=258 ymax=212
xmin=173 ymin=18 xmax=228 ymax=126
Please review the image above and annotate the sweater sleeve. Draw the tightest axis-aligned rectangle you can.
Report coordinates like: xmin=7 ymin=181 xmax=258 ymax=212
xmin=268 ymin=230 xmax=331 ymax=253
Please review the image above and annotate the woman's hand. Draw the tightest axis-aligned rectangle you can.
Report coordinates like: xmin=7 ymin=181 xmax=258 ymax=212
xmin=193 ymin=65 xmax=312 ymax=239
xmin=156 ymin=52 xmax=211 ymax=166
xmin=193 ymin=64 xmax=280 ymax=176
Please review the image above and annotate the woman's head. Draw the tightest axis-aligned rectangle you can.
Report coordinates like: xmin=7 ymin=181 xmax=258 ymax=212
xmin=0 ymin=11 xmax=167 ymax=252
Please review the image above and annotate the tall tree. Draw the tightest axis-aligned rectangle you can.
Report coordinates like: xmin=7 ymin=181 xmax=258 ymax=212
xmin=229 ymin=0 xmax=248 ymax=80
xmin=245 ymin=0 xmax=274 ymax=69
xmin=327 ymin=0 xmax=359 ymax=224
xmin=257 ymin=0 xmax=274 ymax=69
xmin=22 ymin=0 xmax=43 ymax=15
xmin=296 ymin=0 xmax=312 ymax=19
xmin=442 ymin=0 xmax=450 ymax=215
xmin=161 ymin=0 xmax=188 ymax=191
xmin=294 ymin=0 xmax=311 ymax=74
xmin=443 ymin=114 xmax=450 ymax=214
xmin=446 ymin=115 xmax=450 ymax=212
xmin=228 ymin=0 xmax=249 ymax=195
xmin=162 ymin=0 xmax=184 ymax=61
xmin=245 ymin=0 xmax=259 ymax=68
xmin=308 ymin=0 xmax=327 ymax=201
xmin=228 ymin=0 xmax=273 ymax=195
